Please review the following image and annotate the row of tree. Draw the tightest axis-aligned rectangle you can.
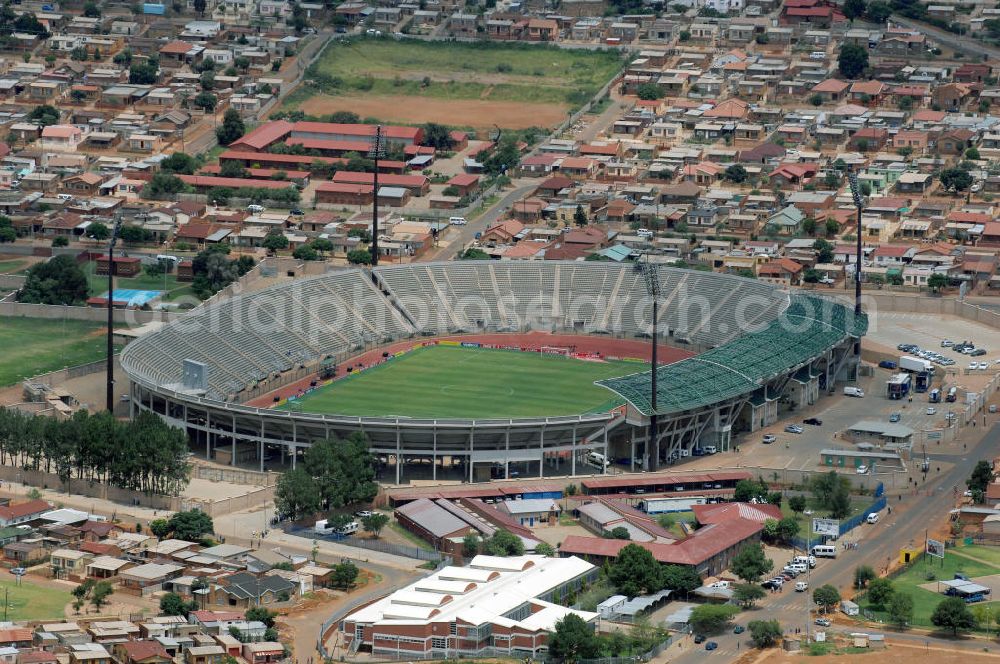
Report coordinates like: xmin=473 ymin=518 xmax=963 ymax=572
xmin=273 ymin=433 xmax=378 ymax=520
xmin=0 ymin=408 xmax=191 ymax=496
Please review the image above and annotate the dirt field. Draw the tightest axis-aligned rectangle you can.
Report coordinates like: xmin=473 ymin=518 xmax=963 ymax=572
xmin=754 ymin=641 xmax=1000 ymax=664
xmin=296 ymin=93 xmax=569 ymax=131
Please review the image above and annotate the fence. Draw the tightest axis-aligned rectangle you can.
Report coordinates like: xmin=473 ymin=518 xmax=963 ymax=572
xmin=337 ymin=535 xmax=443 ymax=562
xmin=0 ymin=301 xmax=176 ymax=327
xmin=789 ymin=495 xmax=888 ymax=551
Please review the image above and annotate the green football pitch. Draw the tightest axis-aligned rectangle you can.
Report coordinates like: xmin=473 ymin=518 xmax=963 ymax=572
xmin=282 ymin=345 xmax=645 ymax=418
xmin=0 ymin=317 xmax=111 ymax=387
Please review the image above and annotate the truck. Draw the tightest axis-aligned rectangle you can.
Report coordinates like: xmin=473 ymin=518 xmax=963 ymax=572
xmin=915 ymin=371 xmax=930 ymax=393
xmin=843 ymin=386 xmax=865 ymax=398
xmin=886 ymin=373 xmax=911 ymax=400
xmin=900 ymin=355 xmax=933 ymax=373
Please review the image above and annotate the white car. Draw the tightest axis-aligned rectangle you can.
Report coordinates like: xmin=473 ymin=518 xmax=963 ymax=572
xmin=857 ymin=465 xmax=869 ymax=474
xmin=762 ymin=434 xmax=776 ymax=444
xmin=795 ymin=581 xmax=809 ymax=592
xmin=969 ymin=362 xmax=979 ymax=371
xmin=942 ymin=339 xmax=954 ymax=347
xmin=927 ymin=407 xmax=937 ymax=415
xmin=980 ymin=362 xmax=990 ymax=370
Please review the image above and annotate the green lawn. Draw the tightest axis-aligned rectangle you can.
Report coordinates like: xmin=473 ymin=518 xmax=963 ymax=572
xmin=281 ymin=345 xmax=639 ymax=418
xmin=781 ymin=495 xmax=875 ymax=533
xmin=300 ymin=38 xmax=623 ymax=107
xmin=655 ymin=511 xmax=695 ymax=539
xmin=0 ymin=578 xmax=69 ymax=621
xmin=0 ymin=317 xmax=112 ymax=386
xmin=858 ymin=548 xmax=1000 ymax=628
xmin=0 ymin=259 xmax=29 ymax=274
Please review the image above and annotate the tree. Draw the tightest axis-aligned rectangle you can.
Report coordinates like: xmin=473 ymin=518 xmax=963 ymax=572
xmin=868 ymin=577 xmax=894 ymax=607
xmin=734 ymin=582 xmax=767 ymax=608
xmin=331 ymin=561 xmax=359 ymax=589
xmin=193 ymin=91 xmax=217 ymax=112
xmin=194 ymin=0 xmax=207 ymax=15
xmin=813 ymin=584 xmax=841 ymax=613
xmin=263 ymin=230 xmax=289 ymax=254
xmin=966 ymin=148 xmax=980 ymax=160
xmin=866 ymin=0 xmax=892 ymax=21
xmin=460 ymin=248 xmax=490 ymax=260
xmin=661 ymin=565 xmax=702 ymax=595
xmin=149 ymin=518 xmax=171 ymax=541
xmin=160 ymin=592 xmax=194 ymax=617
xmin=730 ymin=544 xmax=773 ymax=583
xmin=83 ymin=1 xmax=101 ymax=16
xmin=776 ymin=517 xmax=800 ymax=543
xmin=940 ymin=167 xmax=973 ymax=194
xmin=887 ymin=592 xmax=914 ymax=629
xmin=747 ymin=620 xmax=783 ymax=648
xmin=637 ymin=82 xmax=663 ymax=100
xmin=161 ymin=152 xmax=197 ymax=175
xmin=346 ymin=249 xmax=373 ymax=265
xmin=809 ymin=93 xmax=824 ymax=107
xmin=485 ymin=529 xmax=524 ymax=556
xmin=219 ymin=160 xmax=247 ymax=178
xmin=838 ymin=43 xmax=869 ymax=79
xmin=0 ymin=227 xmax=15 ymax=243
xmin=925 ymin=272 xmax=948 ymax=292
xmin=119 ymin=225 xmax=153 ymax=244
xmin=968 ymin=460 xmax=994 ymax=494
xmin=216 ymin=109 xmax=246 ymax=146
xmin=292 ymin=244 xmax=319 ymax=261
xmin=810 ymin=470 xmax=851 ymax=518
xmin=548 ymin=613 xmax=600 ymax=664
xmin=535 ymin=542 xmax=556 ymax=556
xmin=854 ymin=565 xmax=876 ymax=589
xmin=825 ymin=218 xmax=840 ymax=237
xmin=802 ymin=217 xmax=817 ymax=236
xmin=52 ymin=236 xmax=68 ymax=247
xmin=274 ymin=467 xmax=321 ymax=521
xmin=931 ymin=596 xmax=976 ymax=635
xmin=844 ymin=0 xmax=866 ymax=20
xmin=679 ymin=29 xmax=691 ymax=41
xmin=789 ymin=495 xmax=807 ymax=514
xmin=86 ymin=222 xmax=109 ymax=242
xmin=689 ymin=604 xmax=739 ymax=635
xmin=302 ymin=434 xmax=378 ymax=509
xmin=609 ymin=543 xmax=663 ymax=597
xmin=724 ymin=164 xmax=748 ymax=183
xmin=573 ymin=204 xmax=588 ymax=227
xmin=422 ymin=122 xmax=455 ymax=150
xmin=18 ymin=255 xmax=89 ymax=305
xmin=145 ymin=173 xmax=188 ymax=196
xmin=27 ymin=104 xmax=59 ymax=127
xmin=607 ymin=526 xmax=630 ymax=540
xmin=734 ymin=478 xmax=769 ymax=502
xmin=167 ymin=509 xmax=214 ymax=542
xmin=312 ymin=238 xmax=334 ymax=255
xmin=462 ymin=533 xmax=479 ymax=558
xmin=90 ymin=580 xmax=113 ymax=609
xmin=72 ymin=579 xmax=95 ymax=613
xmin=129 ymin=60 xmax=159 ymax=85
xmin=361 ymin=513 xmax=389 ymax=538
xmin=246 ymin=607 xmax=276 ymax=627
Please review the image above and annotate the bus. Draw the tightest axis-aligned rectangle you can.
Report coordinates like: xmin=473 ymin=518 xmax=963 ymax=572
xmin=929 ymin=388 xmax=941 ymax=403
xmin=811 ymin=544 xmax=838 ymax=558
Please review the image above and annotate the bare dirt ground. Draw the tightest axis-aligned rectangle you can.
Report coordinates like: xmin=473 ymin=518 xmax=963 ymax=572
xmin=749 ymin=641 xmax=1000 ymax=664
xmin=297 ymin=94 xmax=569 ymax=131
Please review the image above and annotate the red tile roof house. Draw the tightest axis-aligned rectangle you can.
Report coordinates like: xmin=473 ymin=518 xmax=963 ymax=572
xmin=768 ymin=163 xmax=818 ymax=188
xmin=559 ymin=507 xmax=767 ymax=576
xmin=810 ymin=78 xmax=849 ymax=103
xmin=445 ymin=173 xmax=480 ymax=196
xmin=849 ymin=128 xmax=889 ymax=151
xmin=113 ymin=641 xmax=172 ymax=664
xmin=936 ymin=128 xmax=976 ymax=156
xmin=872 ymin=244 xmax=915 ymax=267
xmin=849 ymin=80 xmax=886 ymax=105
xmin=517 ymin=154 xmax=558 ymax=177
xmin=482 ymin=220 xmax=525 ymax=246
xmin=891 ymin=130 xmax=929 ymax=153
xmin=241 ymin=643 xmax=284 ymax=664
xmin=0 ymin=499 xmax=50 ymax=527
xmin=331 ymin=172 xmax=430 ymax=196
xmin=558 ymin=157 xmax=598 ymax=179
xmin=758 ymin=257 xmax=804 ymax=286
xmin=314 ymin=182 xmax=374 ymax=206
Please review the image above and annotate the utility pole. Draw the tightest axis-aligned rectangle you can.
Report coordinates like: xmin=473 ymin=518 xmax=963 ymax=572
xmin=368 ymin=125 xmax=386 ymax=267
xmin=106 ymin=215 xmax=123 ymax=412
xmin=636 ymin=260 xmax=661 ymax=471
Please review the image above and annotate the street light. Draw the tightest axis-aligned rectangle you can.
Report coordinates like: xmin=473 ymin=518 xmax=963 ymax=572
xmin=368 ymin=125 xmax=386 ymax=267
xmin=847 ymin=172 xmax=864 ymax=319
xmin=635 ymin=259 xmax=661 ymax=471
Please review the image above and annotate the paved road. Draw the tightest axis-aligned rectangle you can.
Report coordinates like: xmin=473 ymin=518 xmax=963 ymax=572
xmin=671 ymin=420 xmax=998 ymax=663
xmin=423 ymin=183 xmax=538 ymax=260
xmin=891 ymin=16 xmax=1000 ymax=60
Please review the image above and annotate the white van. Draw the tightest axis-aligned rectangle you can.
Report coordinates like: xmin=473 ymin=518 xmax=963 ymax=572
xmin=794 ymin=555 xmax=816 ymax=568
xmin=247 ymin=204 xmax=265 ymax=213
xmin=314 ymin=519 xmax=359 ymax=536
xmin=449 ymin=216 xmax=468 ymax=226
xmin=636 ymin=229 xmax=654 ymax=238
xmin=703 ymin=445 xmax=717 ymax=455
xmin=812 ymin=544 xmax=838 ymax=558
xmin=866 ymin=512 xmax=880 ymax=524
xmin=843 ymin=386 xmax=865 ymax=398
xmin=788 ymin=562 xmax=808 ymax=574
xmin=586 ymin=452 xmax=610 ymax=469
xmin=795 ymin=581 xmax=809 ymax=592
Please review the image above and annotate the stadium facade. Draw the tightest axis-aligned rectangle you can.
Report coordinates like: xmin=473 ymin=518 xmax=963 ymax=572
xmin=120 ymin=262 xmax=867 ymax=482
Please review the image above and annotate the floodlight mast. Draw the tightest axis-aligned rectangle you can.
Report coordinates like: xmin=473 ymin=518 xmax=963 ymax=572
xmin=636 ymin=259 xmax=661 ymax=471
xmin=368 ymin=125 xmax=386 ymax=267
xmin=106 ymin=214 xmax=123 ymax=412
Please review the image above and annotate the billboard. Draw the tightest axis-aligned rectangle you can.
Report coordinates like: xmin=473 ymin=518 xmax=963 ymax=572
xmin=812 ymin=518 xmax=840 ymax=536
xmin=927 ymin=539 xmax=945 ymax=559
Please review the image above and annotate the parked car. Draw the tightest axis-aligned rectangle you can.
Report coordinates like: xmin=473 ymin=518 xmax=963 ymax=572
xmin=762 ymin=434 xmax=776 ymax=444
xmin=973 ymin=349 xmax=988 ymax=357
xmin=803 ymin=417 xmax=822 ymax=425
xmin=705 ymin=642 xmax=718 ymax=651
xmin=355 ymin=510 xmax=374 ymax=519
xmin=795 ymin=581 xmax=808 ymax=592
xmin=889 ymin=412 xmax=901 ymax=422
xmin=942 ymin=339 xmax=954 ymax=347
xmin=980 ymin=362 xmax=990 ymax=370
xmin=785 ymin=424 xmax=803 ymax=434
xmin=927 ymin=407 xmax=937 ymax=415
xmin=733 ymin=625 xmax=744 ymax=634
xmin=9 ymin=568 xmax=25 ymax=576
xmin=815 ymin=618 xmax=832 ymax=627
xmin=857 ymin=465 xmax=869 ymax=475
xmin=694 ymin=635 xmax=706 ymax=644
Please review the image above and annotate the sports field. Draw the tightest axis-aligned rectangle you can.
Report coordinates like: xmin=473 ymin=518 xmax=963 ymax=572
xmin=286 ymin=38 xmax=623 ymax=130
xmin=283 ymin=345 xmax=643 ymax=418
xmin=0 ymin=317 xmax=110 ymax=386
xmin=0 ymin=578 xmax=70 ymax=621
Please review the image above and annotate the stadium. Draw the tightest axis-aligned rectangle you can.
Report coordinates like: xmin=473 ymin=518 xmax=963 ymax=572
xmin=119 ymin=262 xmax=867 ymax=483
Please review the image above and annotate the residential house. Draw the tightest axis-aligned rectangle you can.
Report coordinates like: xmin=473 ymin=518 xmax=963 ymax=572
xmin=758 ymin=258 xmax=804 ymax=286
xmin=933 ymin=83 xmax=973 ymax=111
xmin=810 ymin=79 xmax=849 ymax=102
xmin=0 ymin=500 xmax=50 ymax=527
